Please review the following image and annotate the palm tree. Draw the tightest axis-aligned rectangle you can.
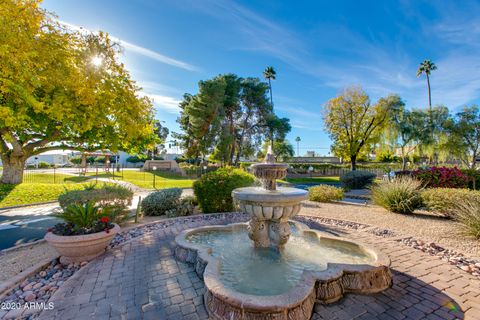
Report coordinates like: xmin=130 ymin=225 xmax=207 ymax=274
xmin=295 ymin=136 xmax=301 ymax=156
xmin=263 ymin=66 xmax=276 ymax=107
xmin=416 ymin=59 xmax=437 ymax=112
xmin=417 ymin=59 xmax=437 ymax=163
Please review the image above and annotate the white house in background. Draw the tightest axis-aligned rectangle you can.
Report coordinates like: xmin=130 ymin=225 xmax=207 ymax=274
xmin=26 ymin=150 xmax=70 ymax=166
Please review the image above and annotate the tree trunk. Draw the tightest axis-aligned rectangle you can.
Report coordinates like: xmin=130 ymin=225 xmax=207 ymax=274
xmin=402 ymin=156 xmax=407 ymax=171
xmin=350 ymin=155 xmax=357 ymax=171
xmin=1 ymin=155 xmax=26 ymax=184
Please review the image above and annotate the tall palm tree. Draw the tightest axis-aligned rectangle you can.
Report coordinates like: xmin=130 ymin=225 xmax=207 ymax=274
xmin=295 ymin=136 xmax=301 ymax=156
xmin=263 ymin=66 xmax=276 ymax=107
xmin=416 ymin=59 xmax=437 ymax=112
xmin=417 ymin=59 xmax=437 ymax=163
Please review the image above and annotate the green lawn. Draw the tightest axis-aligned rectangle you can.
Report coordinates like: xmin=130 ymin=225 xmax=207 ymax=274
xmin=279 ymin=176 xmax=341 ymax=184
xmin=83 ymin=170 xmax=195 ymax=189
xmin=0 ymin=182 xmax=104 ymax=208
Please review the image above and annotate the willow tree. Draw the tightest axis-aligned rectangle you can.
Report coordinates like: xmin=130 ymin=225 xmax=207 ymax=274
xmin=323 ymin=87 xmax=394 ymax=170
xmin=0 ymin=0 xmax=156 ymax=183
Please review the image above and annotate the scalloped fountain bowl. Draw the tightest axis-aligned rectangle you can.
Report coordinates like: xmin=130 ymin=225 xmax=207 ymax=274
xmin=175 ymin=151 xmax=391 ymax=319
xmin=175 ymin=221 xmax=392 ymax=320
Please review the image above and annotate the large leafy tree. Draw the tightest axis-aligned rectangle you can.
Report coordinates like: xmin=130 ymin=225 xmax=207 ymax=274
xmin=0 ymin=0 xmax=156 ymax=183
xmin=387 ymin=98 xmax=430 ymax=170
xmin=175 ymin=74 xmax=289 ymax=165
xmin=444 ymin=106 xmax=480 ymax=169
xmin=323 ymin=87 xmax=394 ymax=170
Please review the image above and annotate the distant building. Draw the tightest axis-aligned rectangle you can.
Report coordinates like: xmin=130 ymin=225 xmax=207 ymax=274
xmin=26 ymin=150 xmax=70 ymax=166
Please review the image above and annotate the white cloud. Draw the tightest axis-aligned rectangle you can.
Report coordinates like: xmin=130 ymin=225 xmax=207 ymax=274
xmin=58 ymin=20 xmax=198 ymax=71
xmin=143 ymin=93 xmax=181 ymax=114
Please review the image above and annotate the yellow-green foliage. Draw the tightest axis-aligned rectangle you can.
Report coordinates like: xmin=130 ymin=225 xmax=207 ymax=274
xmin=372 ymin=177 xmax=422 ymax=214
xmin=308 ymin=185 xmax=344 ymax=203
xmin=421 ymin=188 xmax=480 ymax=218
xmin=454 ymin=200 xmax=480 ymax=239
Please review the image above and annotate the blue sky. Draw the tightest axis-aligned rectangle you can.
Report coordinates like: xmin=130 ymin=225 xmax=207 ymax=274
xmin=42 ymin=0 xmax=480 ymax=155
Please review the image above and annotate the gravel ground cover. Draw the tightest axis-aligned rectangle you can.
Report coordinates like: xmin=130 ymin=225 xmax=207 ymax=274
xmin=301 ymin=201 xmax=480 ymax=259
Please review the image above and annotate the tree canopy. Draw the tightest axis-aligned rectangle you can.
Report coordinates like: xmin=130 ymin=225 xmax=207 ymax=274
xmin=0 ymin=0 xmax=157 ymax=183
xmin=173 ymin=73 xmax=290 ymax=165
xmin=323 ymin=87 xmax=395 ymax=170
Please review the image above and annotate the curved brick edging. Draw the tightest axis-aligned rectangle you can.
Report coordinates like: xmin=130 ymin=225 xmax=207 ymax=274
xmin=175 ymin=222 xmax=392 ymax=320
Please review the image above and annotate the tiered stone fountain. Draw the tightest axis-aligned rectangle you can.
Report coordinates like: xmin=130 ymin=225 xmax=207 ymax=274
xmin=232 ymin=146 xmax=307 ymax=249
xmin=175 ymin=148 xmax=392 ymax=320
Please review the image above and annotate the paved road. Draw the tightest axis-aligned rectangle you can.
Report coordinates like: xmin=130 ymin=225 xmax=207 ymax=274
xmin=0 ymin=189 xmax=193 ymax=251
xmin=0 ymin=204 xmax=62 ymax=250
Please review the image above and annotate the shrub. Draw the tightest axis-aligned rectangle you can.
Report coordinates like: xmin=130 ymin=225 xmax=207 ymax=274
xmin=340 ymin=170 xmax=376 ymax=189
xmin=38 ymin=161 xmax=51 ymax=168
xmin=461 ymin=169 xmax=480 ymax=190
xmin=193 ymin=168 xmax=255 ymax=213
xmin=454 ymin=200 xmax=480 ymax=238
xmin=52 ymin=202 xmax=114 ymax=235
xmin=308 ymin=185 xmax=344 ymax=202
xmin=165 ymin=196 xmax=196 ymax=218
xmin=372 ymin=177 xmax=423 ymax=214
xmin=421 ymin=188 xmax=480 ymax=218
xmin=58 ymin=184 xmax=133 ymax=223
xmin=413 ymin=166 xmax=469 ymax=188
xmin=141 ymin=188 xmax=182 ymax=216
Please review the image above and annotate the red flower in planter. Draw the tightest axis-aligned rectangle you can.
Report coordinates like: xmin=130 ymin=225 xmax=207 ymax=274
xmin=101 ymin=217 xmax=109 ymax=223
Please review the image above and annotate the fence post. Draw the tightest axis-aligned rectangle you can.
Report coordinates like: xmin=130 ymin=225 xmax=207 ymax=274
xmin=53 ymin=166 xmax=56 ymax=184
xmin=96 ymin=166 xmax=98 ymax=183
xmin=112 ymin=163 xmax=115 ymax=181
xmin=135 ymin=196 xmax=142 ymax=223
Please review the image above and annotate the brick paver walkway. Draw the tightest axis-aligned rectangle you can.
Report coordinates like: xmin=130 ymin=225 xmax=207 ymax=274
xmin=38 ymin=214 xmax=480 ymax=320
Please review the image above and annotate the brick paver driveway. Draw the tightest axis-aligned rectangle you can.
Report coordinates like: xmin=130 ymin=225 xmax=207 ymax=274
xmin=38 ymin=214 xmax=480 ymax=320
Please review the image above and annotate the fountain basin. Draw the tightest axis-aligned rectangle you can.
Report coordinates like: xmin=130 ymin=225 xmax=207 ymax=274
xmin=175 ymin=221 xmax=392 ymax=320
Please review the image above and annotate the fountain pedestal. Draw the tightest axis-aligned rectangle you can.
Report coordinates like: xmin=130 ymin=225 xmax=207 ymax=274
xmin=232 ymin=147 xmax=307 ymax=248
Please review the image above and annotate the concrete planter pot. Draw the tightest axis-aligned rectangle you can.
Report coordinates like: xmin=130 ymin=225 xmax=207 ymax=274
xmin=45 ymin=224 xmax=120 ymax=264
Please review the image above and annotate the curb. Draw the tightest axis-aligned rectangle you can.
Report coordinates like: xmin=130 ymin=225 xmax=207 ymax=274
xmin=0 ymin=201 xmax=58 ymax=212
xmin=0 ymin=239 xmax=46 ymax=255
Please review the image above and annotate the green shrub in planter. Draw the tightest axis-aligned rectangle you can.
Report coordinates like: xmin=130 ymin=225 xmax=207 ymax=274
xmin=372 ymin=177 xmax=422 ymax=214
xmin=193 ymin=168 xmax=255 ymax=213
xmin=340 ymin=170 xmax=376 ymax=189
xmin=454 ymin=200 xmax=480 ymax=238
xmin=141 ymin=188 xmax=182 ymax=216
xmin=308 ymin=185 xmax=344 ymax=202
xmin=58 ymin=184 xmax=133 ymax=222
xmin=421 ymin=188 xmax=480 ymax=218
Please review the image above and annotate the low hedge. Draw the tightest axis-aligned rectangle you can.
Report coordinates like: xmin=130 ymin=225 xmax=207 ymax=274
xmin=340 ymin=170 xmax=376 ymax=189
xmin=308 ymin=185 xmax=344 ymax=202
xmin=421 ymin=188 xmax=480 ymax=218
xmin=58 ymin=184 xmax=133 ymax=223
xmin=193 ymin=168 xmax=255 ymax=213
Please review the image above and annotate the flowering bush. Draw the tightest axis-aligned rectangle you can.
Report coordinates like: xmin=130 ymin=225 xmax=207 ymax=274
xmin=412 ymin=166 xmax=469 ymax=188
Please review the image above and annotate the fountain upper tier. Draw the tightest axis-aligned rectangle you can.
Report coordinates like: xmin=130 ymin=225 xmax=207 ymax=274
xmin=250 ymin=145 xmax=288 ymax=191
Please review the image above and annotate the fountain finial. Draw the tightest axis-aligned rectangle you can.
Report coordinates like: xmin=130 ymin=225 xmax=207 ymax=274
xmin=265 ymin=145 xmax=275 ymax=164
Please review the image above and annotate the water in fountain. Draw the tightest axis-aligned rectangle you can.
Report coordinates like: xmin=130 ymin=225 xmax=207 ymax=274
xmin=186 ymin=222 xmax=375 ymax=296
